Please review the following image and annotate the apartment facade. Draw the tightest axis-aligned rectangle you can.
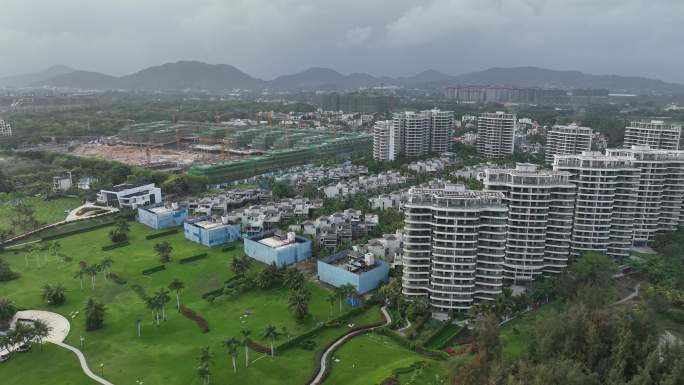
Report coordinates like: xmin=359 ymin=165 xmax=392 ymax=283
xmin=382 ymin=109 xmax=453 ymax=160
xmin=403 ymin=183 xmax=507 ymax=314
xmin=624 ymin=120 xmax=682 ymax=150
xmin=605 ymin=146 xmax=684 ymax=245
xmin=372 ymin=120 xmax=399 ymax=161
xmin=476 ymin=112 xmax=516 ymax=159
xmin=0 ymin=119 xmax=12 ymax=137
xmin=482 ymin=164 xmax=576 ymax=281
xmin=553 ymin=152 xmax=639 ymax=259
xmin=545 ymin=124 xmax=593 ymax=164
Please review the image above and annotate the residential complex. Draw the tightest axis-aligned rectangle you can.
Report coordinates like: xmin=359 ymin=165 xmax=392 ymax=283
xmin=476 ymin=112 xmax=516 ymax=159
xmin=403 ymin=183 xmax=507 ymax=315
xmin=375 ymin=109 xmax=453 ymax=161
xmin=624 ymin=120 xmax=682 ymax=150
xmin=545 ymin=124 xmax=593 ymax=164
xmin=482 ymin=164 xmax=576 ymax=281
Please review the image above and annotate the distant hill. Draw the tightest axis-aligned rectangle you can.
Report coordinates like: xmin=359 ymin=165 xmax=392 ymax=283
xmin=450 ymin=66 xmax=684 ymax=94
xmin=0 ymin=65 xmax=76 ymax=88
xmin=37 ymin=70 xmax=119 ymax=90
xmin=118 ymin=61 xmax=264 ymax=91
xmin=20 ymin=61 xmax=684 ymax=94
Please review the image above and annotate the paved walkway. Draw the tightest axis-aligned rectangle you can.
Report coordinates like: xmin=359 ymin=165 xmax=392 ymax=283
xmin=309 ymin=306 xmax=391 ymax=385
xmin=615 ymin=282 xmax=641 ymax=305
xmin=8 ymin=310 xmax=114 ymax=385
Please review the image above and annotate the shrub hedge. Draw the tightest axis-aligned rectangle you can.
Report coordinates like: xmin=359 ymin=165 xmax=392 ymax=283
xmin=179 ymin=253 xmax=208 ymax=264
xmin=145 ymin=229 xmax=179 ymax=240
xmin=392 ymin=361 xmax=425 ymax=377
xmin=142 ymin=265 xmax=166 ymax=275
xmin=101 ymin=241 xmax=130 ymax=251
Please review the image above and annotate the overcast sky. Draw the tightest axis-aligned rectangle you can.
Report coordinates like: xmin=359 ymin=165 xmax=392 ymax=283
xmin=1 ymin=0 xmax=683 ymax=82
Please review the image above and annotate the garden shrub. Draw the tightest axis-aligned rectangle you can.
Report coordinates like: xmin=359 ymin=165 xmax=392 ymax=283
xmin=180 ymin=305 xmax=209 ymax=333
xmin=142 ymin=265 xmax=166 ymax=275
xmin=145 ymin=229 xmax=179 ymax=240
xmin=179 ymin=253 xmax=208 ymax=264
xmin=101 ymin=241 xmax=130 ymax=251
xmin=110 ymin=273 xmax=127 ymax=285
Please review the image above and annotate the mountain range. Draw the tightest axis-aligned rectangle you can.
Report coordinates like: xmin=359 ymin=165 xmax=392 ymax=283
xmin=1 ymin=60 xmax=682 ymax=94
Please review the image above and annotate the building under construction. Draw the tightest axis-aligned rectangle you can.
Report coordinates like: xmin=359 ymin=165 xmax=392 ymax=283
xmin=188 ymin=134 xmax=371 ymax=182
xmin=115 ymin=120 xmax=371 ymax=182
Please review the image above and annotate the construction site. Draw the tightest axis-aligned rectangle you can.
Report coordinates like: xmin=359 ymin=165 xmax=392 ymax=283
xmin=69 ymin=120 xmax=372 ymax=181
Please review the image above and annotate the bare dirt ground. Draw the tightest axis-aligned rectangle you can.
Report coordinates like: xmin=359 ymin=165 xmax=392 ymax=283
xmin=70 ymin=143 xmax=227 ymax=166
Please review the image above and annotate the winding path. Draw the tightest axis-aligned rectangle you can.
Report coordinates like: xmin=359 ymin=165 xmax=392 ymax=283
xmin=308 ymin=306 xmax=392 ymax=385
xmin=615 ymin=282 xmax=641 ymax=305
xmin=9 ymin=310 xmax=114 ymax=385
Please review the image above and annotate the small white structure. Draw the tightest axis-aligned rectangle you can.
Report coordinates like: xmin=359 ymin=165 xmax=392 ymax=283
xmin=97 ymin=183 xmax=162 ymax=209
xmin=53 ymin=172 xmax=73 ymax=192
xmin=77 ymin=177 xmax=98 ymax=190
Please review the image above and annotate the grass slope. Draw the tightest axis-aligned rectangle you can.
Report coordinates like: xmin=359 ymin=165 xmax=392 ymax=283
xmin=0 ymin=196 xmax=80 ymax=232
xmin=0 ymin=222 xmax=373 ymax=385
xmin=322 ymin=333 xmax=447 ymax=385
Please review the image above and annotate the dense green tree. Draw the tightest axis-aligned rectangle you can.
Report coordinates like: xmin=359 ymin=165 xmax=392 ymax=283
xmin=85 ymin=298 xmax=106 ymax=331
xmin=154 ymin=241 xmax=173 ymax=263
xmin=288 ymin=287 xmax=311 ymax=321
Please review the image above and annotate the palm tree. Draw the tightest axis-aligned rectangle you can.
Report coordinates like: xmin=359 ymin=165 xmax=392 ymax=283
xmin=100 ymin=257 xmax=113 ymax=280
xmin=73 ymin=269 xmax=85 ymax=291
xmin=48 ymin=241 xmax=61 ymax=262
xmin=168 ymin=279 xmax=184 ymax=311
xmin=41 ymin=283 xmax=66 ymax=305
xmin=263 ymin=325 xmax=279 ymax=357
xmin=196 ymin=347 xmax=214 ymax=385
xmin=288 ymin=288 xmax=311 ymax=321
xmin=13 ymin=322 xmax=35 ymax=351
xmin=0 ymin=298 xmax=17 ymax=328
xmin=326 ymin=293 xmax=337 ymax=318
xmin=155 ymin=288 xmax=171 ymax=320
xmin=223 ymin=337 xmax=240 ymax=373
xmin=230 ymin=255 xmax=252 ymax=276
xmin=240 ymin=329 xmax=251 ymax=367
xmin=0 ymin=332 xmax=13 ymax=356
xmin=135 ymin=316 xmax=142 ymax=337
xmin=85 ymin=265 xmax=98 ymax=289
xmin=335 ymin=286 xmax=344 ymax=313
xmin=85 ymin=298 xmax=106 ymax=331
xmin=32 ymin=319 xmax=51 ymax=351
xmin=154 ymin=241 xmax=173 ymax=263
xmin=146 ymin=296 xmax=161 ymax=325
xmin=283 ymin=267 xmax=304 ymax=290
xmin=339 ymin=283 xmax=356 ymax=308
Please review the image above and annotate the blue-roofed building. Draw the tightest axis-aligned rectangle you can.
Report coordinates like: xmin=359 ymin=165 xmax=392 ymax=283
xmin=317 ymin=250 xmax=390 ymax=294
xmin=244 ymin=230 xmax=312 ymax=267
xmin=138 ymin=203 xmax=188 ymax=230
xmin=184 ymin=217 xmax=241 ymax=247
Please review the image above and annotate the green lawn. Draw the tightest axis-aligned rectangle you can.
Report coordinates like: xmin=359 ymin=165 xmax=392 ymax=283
xmin=0 ymin=222 xmax=388 ymax=385
xmin=0 ymin=343 xmax=96 ymax=385
xmin=500 ymin=302 xmax=563 ymax=365
xmin=0 ymin=195 xmax=81 ymax=232
xmin=322 ymin=333 xmax=448 ymax=385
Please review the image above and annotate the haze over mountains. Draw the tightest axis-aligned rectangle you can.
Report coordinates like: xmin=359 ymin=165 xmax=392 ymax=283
xmin=1 ymin=60 xmax=682 ymax=94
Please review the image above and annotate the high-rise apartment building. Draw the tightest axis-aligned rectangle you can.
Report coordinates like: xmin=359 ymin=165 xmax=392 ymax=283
xmin=382 ymin=109 xmax=453 ymax=160
xmin=553 ymin=151 xmax=640 ymax=259
xmin=372 ymin=120 xmax=399 ymax=161
xmin=482 ymin=164 xmax=576 ymax=281
xmin=394 ymin=111 xmax=431 ymax=158
xmin=428 ymin=108 xmax=453 ymax=154
xmin=545 ymin=124 xmax=592 ymax=164
xmin=605 ymin=146 xmax=684 ymax=245
xmin=0 ymin=119 xmax=12 ymax=137
xmin=624 ymin=120 xmax=682 ymax=150
xmin=476 ymin=112 xmax=516 ymax=159
xmin=403 ymin=183 xmax=507 ymax=314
